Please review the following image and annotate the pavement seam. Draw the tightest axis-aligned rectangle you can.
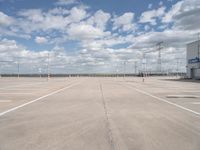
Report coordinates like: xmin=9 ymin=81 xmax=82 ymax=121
xmin=0 ymin=81 xmax=81 ymax=117
xmin=99 ymin=82 xmax=116 ymax=150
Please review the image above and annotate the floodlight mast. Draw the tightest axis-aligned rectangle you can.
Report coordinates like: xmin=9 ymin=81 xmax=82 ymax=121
xmin=134 ymin=61 xmax=138 ymax=74
xmin=123 ymin=61 xmax=126 ymax=78
xmin=198 ymin=33 xmax=200 ymax=60
xmin=47 ymin=53 xmax=50 ymax=80
xmin=0 ymin=61 xmax=14 ymax=78
xmin=142 ymin=52 xmax=147 ymax=76
xmin=14 ymin=57 xmax=21 ymax=79
xmin=17 ymin=61 xmax=20 ymax=78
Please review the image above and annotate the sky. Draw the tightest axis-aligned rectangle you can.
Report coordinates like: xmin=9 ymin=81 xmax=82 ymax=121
xmin=0 ymin=0 xmax=200 ymax=74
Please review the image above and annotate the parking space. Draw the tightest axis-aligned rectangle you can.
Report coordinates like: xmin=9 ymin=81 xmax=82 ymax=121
xmin=123 ymin=77 xmax=200 ymax=115
xmin=0 ymin=77 xmax=80 ymax=113
xmin=0 ymin=77 xmax=199 ymax=150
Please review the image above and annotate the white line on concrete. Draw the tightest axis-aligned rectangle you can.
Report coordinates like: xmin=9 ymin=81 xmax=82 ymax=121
xmin=0 ymin=81 xmax=81 ymax=117
xmin=183 ymin=91 xmax=200 ymax=93
xmin=0 ymin=93 xmax=33 ymax=95
xmin=166 ymin=95 xmax=200 ymax=98
xmin=191 ymin=102 xmax=200 ymax=105
xmin=0 ymin=100 xmax=12 ymax=103
xmin=125 ymin=84 xmax=200 ymax=116
xmin=0 ymin=82 xmax=44 ymax=90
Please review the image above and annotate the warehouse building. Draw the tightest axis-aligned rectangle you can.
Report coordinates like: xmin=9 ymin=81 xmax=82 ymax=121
xmin=186 ymin=40 xmax=200 ymax=79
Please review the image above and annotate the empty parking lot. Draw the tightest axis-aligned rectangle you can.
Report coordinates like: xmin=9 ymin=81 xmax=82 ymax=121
xmin=0 ymin=77 xmax=199 ymax=150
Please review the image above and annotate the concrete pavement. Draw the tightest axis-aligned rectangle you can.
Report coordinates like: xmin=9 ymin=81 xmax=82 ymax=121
xmin=0 ymin=77 xmax=199 ymax=150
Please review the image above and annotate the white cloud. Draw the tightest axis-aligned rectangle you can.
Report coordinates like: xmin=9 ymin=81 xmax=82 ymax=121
xmin=68 ymin=7 xmax=87 ymax=22
xmin=48 ymin=7 xmax=70 ymax=15
xmin=0 ymin=0 xmax=199 ymax=73
xmin=15 ymin=6 xmax=87 ymax=33
xmin=139 ymin=6 xmax=166 ymax=25
xmin=159 ymin=1 xmax=163 ymax=6
xmin=144 ymin=25 xmax=150 ymax=31
xmin=162 ymin=1 xmax=183 ymax=23
xmin=0 ymin=38 xmax=50 ymax=73
xmin=17 ymin=9 xmax=69 ymax=32
xmin=35 ymin=36 xmax=48 ymax=44
xmin=148 ymin=4 xmax=153 ymax=9
xmin=0 ymin=11 xmax=14 ymax=26
xmin=55 ymin=0 xmax=78 ymax=5
xmin=67 ymin=24 xmax=109 ymax=40
xmin=113 ymin=12 xmax=135 ymax=32
xmin=87 ymin=10 xmax=111 ymax=30
xmin=18 ymin=9 xmax=44 ymax=23
xmin=162 ymin=0 xmax=200 ymax=31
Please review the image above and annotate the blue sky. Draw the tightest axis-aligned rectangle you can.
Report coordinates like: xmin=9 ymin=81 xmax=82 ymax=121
xmin=0 ymin=0 xmax=199 ymax=73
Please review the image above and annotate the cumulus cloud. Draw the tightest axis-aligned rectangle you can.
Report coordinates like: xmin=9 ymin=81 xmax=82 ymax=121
xmin=67 ymin=24 xmax=109 ymax=40
xmin=68 ymin=7 xmax=87 ymax=22
xmin=17 ymin=9 xmax=69 ymax=32
xmin=162 ymin=0 xmax=200 ymax=31
xmin=148 ymin=4 xmax=153 ymax=9
xmin=0 ymin=0 xmax=199 ymax=73
xmin=48 ymin=7 xmax=70 ymax=15
xmin=0 ymin=38 xmax=49 ymax=73
xmin=0 ymin=11 xmax=15 ymax=26
xmin=87 ymin=10 xmax=111 ymax=30
xmin=139 ymin=6 xmax=166 ymax=25
xmin=173 ymin=0 xmax=200 ymax=30
xmin=55 ymin=0 xmax=78 ymax=5
xmin=113 ymin=12 xmax=135 ymax=32
xmin=35 ymin=36 xmax=48 ymax=44
xmin=11 ymin=6 xmax=87 ymax=35
xmin=162 ymin=1 xmax=183 ymax=23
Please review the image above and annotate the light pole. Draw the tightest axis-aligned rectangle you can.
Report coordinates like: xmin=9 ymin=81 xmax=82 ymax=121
xmin=198 ymin=33 xmax=200 ymax=62
xmin=123 ymin=61 xmax=127 ymax=78
xmin=39 ymin=68 xmax=42 ymax=78
xmin=134 ymin=61 xmax=138 ymax=75
xmin=0 ymin=64 xmax=1 ymax=78
xmin=17 ymin=61 xmax=20 ymax=78
xmin=47 ymin=53 xmax=50 ymax=81
xmin=0 ymin=61 xmax=14 ymax=78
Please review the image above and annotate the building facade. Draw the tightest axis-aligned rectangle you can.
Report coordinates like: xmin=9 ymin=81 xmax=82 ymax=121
xmin=186 ymin=40 xmax=200 ymax=79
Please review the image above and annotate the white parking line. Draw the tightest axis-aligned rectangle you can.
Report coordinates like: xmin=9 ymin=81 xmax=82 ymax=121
xmin=0 ymin=82 xmax=44 ymax=90
xmin=183 ymin=91 xmax=200 ymax=93
xmin=0 ymin=93 xmax=34 ymax=95
xmin=125 ymin=83 xmax=200 ymax=116
xmin=0 ymin=100 xmax=12 ymax=103
xmin=166 ymin=95 xmax=200 ymax=98
xmin=191 ymin=102 xmax=200 ymax=105
xmin=0 ymin=81 xmax=81 ymax=117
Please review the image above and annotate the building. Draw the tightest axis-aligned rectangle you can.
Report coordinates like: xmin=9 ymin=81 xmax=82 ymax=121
xmin=186 ymin=40 xmax=200 ymax=79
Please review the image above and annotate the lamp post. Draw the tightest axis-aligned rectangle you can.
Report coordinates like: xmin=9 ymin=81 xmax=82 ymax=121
xmin=123 ymin=61 xmax=127 ymax=78
xmin=17 ymin=61 xmax=20 ymax=78
xmin=47 ymin=53 xmax=50 ymax=81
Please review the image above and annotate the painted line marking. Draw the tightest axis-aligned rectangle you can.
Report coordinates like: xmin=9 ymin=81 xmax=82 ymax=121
xmin=183 ymin=91 xmax=200 ymax=93
xmin=0 ymin=81 xmax=81 ymax=117
xmin=0 ymin=82 xmax=44 ymax=90
xmin=166 ymin=95 xmax=200 ymax=98
xmin=191 ymin=102 xmax=200 ymax=105
xmin=0 ymin=93 xmax=34 ymax=95
xmin=0 ymin=100 xmax=12 ymax=103
xmin=125 ymin=83 xmax=200 ymax=116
